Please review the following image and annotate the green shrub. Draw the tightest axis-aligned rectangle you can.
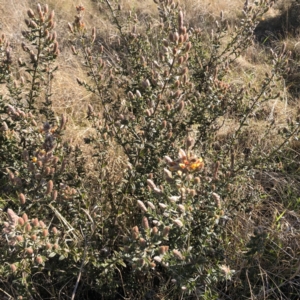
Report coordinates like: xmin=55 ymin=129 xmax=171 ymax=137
xmin=0 ymin=0 xmax=299 ymax=299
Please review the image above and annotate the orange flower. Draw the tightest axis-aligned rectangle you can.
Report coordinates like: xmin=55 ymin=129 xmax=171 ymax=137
xmin=166 ymin=149 xmax=204 ymax=173
xmin=188 ymin=158 xmax=204 ymax=171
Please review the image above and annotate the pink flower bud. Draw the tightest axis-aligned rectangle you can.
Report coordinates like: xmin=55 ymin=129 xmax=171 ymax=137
xmin=18 ymin=217 xmax=25 ymax=226
xmin=26 ymin=247 xmax=34 ymax=255
xmin=137 ymin=200 xmax=148 ymax=212
xmin=19 ymin=193 xmax=26 ymax=205
xmin=173 ymin=219 xmax=183 ymax=227
xmin=173 ymin=249 xmax=183 ymax=260
xmin=10 ymin=264 xmax=17 ymax=272
xmin=36 ymin=256 xmax=43 ymax=264
xmin=142 ymin=216 xmax=149 ymax=230
xmin=46 ymin=180 xmax=53 ymax=195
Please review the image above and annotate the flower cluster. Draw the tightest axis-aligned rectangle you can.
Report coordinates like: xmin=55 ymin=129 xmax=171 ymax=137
xmin=165 ymin=149 xmax=204 ymax=172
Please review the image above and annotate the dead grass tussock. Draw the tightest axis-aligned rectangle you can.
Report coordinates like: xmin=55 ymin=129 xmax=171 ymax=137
xmin=184 ymin=0 xmax=244 ymax=21
xmin=225 ymin=198 xmax=300 ymax=298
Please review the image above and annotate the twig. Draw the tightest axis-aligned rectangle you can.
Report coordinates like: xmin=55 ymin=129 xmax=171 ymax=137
xmin=71 ymin=227 xmax=88 ymax=300
xmin=0 ymin=288 xmax=13 ymax=299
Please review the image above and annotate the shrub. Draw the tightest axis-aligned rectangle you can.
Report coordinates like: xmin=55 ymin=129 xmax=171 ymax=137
xmin=0 ymin=0 xmax=300 ymax=299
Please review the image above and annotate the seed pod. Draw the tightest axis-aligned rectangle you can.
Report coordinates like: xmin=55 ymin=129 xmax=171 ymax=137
xmin=52 ymin=227 xmax=58 ymax=235
xmin=147 ymin=179 xmax=156 ymax=190
xmin=51 ymin=190 xmax=58 ymax=201
xmin=183 ymin=33 xmax=189 ymax=42
xmin=180 ymin=26 xmax=187 ymax=35
xmin=177 ymin=204 xmax=185 ymax=213
xmin=142 ymin=216 xmax=149 ymax=229
xmin=46 ymin=180 xmax=53 ymax=195
xmin=159 ymin=245 xmax=169 ymax=255
xmin=22 ymin=213 xmax=28 ymax=223
xmin=36 ymin=256 xmax=43 ymax=264
xmin=137 ymin=200 xmax=148 ymax=212
xmin=162 ymin=226 xmax=170 ymax=237
xmin=178 ymin=34 xmax=184 ymax=44
xmin=136 ymin=90 xmax=142 ymax=98
xmin=185 ymin=42 xmax=192 ymax=52
xmin=44 ymin=167 xmax=50 ymax=176
xmin=48 ymin=10 xmax=55 ymax=21
xmin=139 ymin=238 xmax=146 ymax=248
xmin=147 ymin=201 xmax=155 ymax=210
xmin=46 ymin=242 xmax=52 ymax=250
xmin=27 ymin=9 xmax=35 ymax=18
xmin=173 ymin=219 xmax=183 ymax=227
xmin=143 ymin=79 xmax=151 ymax=89
xmin=212 ymin=192 xmax=221 ymax=208
xmin=194 ymin=177 xmax=201 ymax=184
xmin=158 ymin=203 xmax=167 ymax=209
xmin=16 ymin=235 xmax=23 ymax=242
xmin=26 ymin=247 xmax=34 ymax=254
xmin=47 ymin=20 xmax=54 ymax=29
xmin=167 ymin=131 xmax=173 ymax=139
xmin=128 ymin=91 xmax=134 ymax=99
xmin=30 ymin=20 xmax=38 ymax=28
xmin=178 ymin=10 xmax=184 ymax=28
xmin=53 ymin=41 xmax=58 ymax=53
xmin=37 ymin=3 xmax=42 ymax=13
xmin=178 ymin=100 xmax=185 ymax=112
xmin=173 ymin=32 xmax=179 ymax=43
xmin=173 ymin=249 xmax=183 ymax=260
xmin=189 ymin=189 xmax=197 ymax=197
xmin=164 ymin=168 xmax=173 ymax=181
xmin=32 ymin=218 xmax=39 ymax=227
xmin=177 ymin=56 xmax=184 ymax=65
xmin=30 ymin=51 xmax=37 ymax=63
xmin=39 ymin=221 xmax=46 ymax=228
xmin=25 ymin=223 xmax=32 ymax=232
xmin=131 ymin=226 xmax=139 ymax=240
xmin=151 ymin=227 xmax=158 ymax=235
xmin=42 ymin=229 xmax=49 ymax=237
xmin=164 ymin=156 xmax=173 ymax=165
xmin=10 ymin=264 xmax=17 ymax=272
xmin=19 ymin=193 xmax=26 ymax=205
xmin=18 ymin=217 xmax=25 ymax=226
xmin=154 ymin=187 xmax=162 ymax=194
